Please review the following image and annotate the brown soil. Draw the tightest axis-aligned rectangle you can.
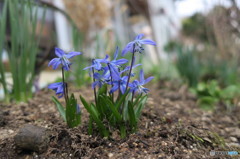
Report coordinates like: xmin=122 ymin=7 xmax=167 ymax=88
xmin=0 ymin=81 xmax=239 ymax=159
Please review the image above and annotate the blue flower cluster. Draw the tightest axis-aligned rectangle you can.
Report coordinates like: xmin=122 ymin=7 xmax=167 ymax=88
xmin=83 ymin=34 xmax=156 ymax=95
xmin=49 ymin=34 xmax=156 ymax=98
xmin=47 ymin=33 xmax=156 ymax=131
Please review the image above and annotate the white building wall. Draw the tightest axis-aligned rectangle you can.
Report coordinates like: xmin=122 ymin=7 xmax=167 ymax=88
xmin=53 ymin=0 xmax=72 ymax=51
xmin=148 ymin=0 xmax=180 ymax=59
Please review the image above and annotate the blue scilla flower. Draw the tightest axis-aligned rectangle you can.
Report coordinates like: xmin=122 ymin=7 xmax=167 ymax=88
xmin=120 ymin=57 xmax=141 ymax=76
xmin=109 ymin=76 xmax=128 ymax=94
xmin=105 ymin=65 xmax=126 ymax=93
xmin=48 ymin=47 xmax=82 ymax=71
xmin=83 ymin=55 xmax=109 ymax=71
xmin=107 ymin=63 xmax=122 ymax=81
xmin=92 ymin=69 xmax=110 ymax=89
xmin=129 ymin=69 xmax=154 ymax=94
xmin=122 ymin=34 xmax=156 ymax=56
xmin=120 ymin=63 xmax=141 ymax=77
xmin=108 ymin=46 xmax=128 ymax=68
xmin=120 ymin=56 xmax=141 ymax=76
xmin=48 ymin=82 xmax=65 ymax=98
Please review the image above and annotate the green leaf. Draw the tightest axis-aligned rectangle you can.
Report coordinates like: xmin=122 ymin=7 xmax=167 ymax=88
xmin=97 ymin=95 xmax=113 ymax=123
xmin=100 ymin=95 xmax=122 ymax=122
xmin=90 ymin=103 xmax=100 ymax=119
xmin=116 ymin=89 xmax=130 ymax=110
xmin=5 ymin=0 xmax=45 ymax=102
xmin=123 ymin=93 xmax=132 ymax=121
xmin=121 ymin=94 xmax=132 ymax=121
xmin=66 ymin=94 xmax=81 ymax=128
xmin=96 ymin=94 xmax=109 ymax=119
xmin=221 ymin=85 xmax=240 ymax=99
xmin=134 ymin=95 xmax=147 ymax=119
xmin=52 ymin=96 xmax=66 ymax=122
xmin=97 ymin=95 xmax=111 ymax=119
xmin=208 ymin=81 xmax=220 ymax=97
xmin=97 ymin=84 xmax=107 ymax=96
xmin=128 ymin=101 xmax=137 ymax=131
xmin=133 ymin=93 xmax=143 ymax=106
xmin=197 ymin=96 xmax=218 ymax=111
xmin=89 ymin=103 xmax=109 ymax=137
xmin=80 ymin=95 xmax=99 ymax=118
xmin=80 ymin=96 xmax=109 ymax=137
xmin=0 ymin=1 xmax=8 ymax=102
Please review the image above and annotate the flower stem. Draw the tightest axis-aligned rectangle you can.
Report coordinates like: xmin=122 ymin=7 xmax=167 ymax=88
xmin=107 ymin=63 xmax=114 ymax=102
xmin=62 ymin=67 xmax=68 ymax=102
xmin=125 ymin=44 xmax=135 ymax=92
xmin=92 ymin=60 xmax=97 ymax=106
xmin=117 ymin=81 xmax=121 ymax=100
xmin=131 ymin=91 xmax=135 ymax=102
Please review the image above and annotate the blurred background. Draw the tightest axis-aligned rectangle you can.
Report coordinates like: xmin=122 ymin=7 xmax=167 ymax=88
xmin=0 ymin=0 xmax=240 ymax=107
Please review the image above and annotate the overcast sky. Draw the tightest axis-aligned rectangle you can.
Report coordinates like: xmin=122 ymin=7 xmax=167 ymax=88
xmin=175 ymin=0 xmax=240 ymax=18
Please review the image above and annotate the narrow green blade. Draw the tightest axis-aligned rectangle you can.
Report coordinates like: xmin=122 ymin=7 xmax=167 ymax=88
xmin=100 ymin=95 xmax=122 ymax=122
xmin=52 ymin=96 xmax=66 ymax=122
xmin=66 ymin=94 xmax=81 ymax=128
xmin=80 ymin=95 xmax=109 ymax=137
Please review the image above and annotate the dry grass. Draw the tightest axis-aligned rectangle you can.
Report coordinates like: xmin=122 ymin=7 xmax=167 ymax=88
xmin=63 ymin=0 xmax=111 ymax=33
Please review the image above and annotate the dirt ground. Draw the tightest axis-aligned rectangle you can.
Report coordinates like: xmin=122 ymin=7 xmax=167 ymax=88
xmin=0 ymin=81 xmax=239 ymax=159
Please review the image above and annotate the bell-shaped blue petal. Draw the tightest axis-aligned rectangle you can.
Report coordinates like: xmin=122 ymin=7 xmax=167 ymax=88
xmin=113 ymin=46 xmax=119 ymax=60
xmin=142 ymin=76 xmax=154 ymax=85
xmin=109 ymin=84 xmax=119 ymax=94
xmin=65 ymin=51 xmax=82 ymax=59
xmin=120 ymin=84 xmax=126 ymax=94
xmin=135 ymin=34 xmax=144 ymax=40
xmin=139 ymin=69 xmax=145 ymax=83
xmin=109 ymin=75 xmax=128 ymax=94
xmin=108 ymin=64 xmax=121 ymax=81
xmin=139 ymin=39 xmax=156 ymax=46
xmin=120 ymin=63 xmax=142 ymax=76
xmin=84 ymin=55 xmax=109 ymax=71
xmin=122 ymin=34 xmax=156 ymax=56
xmin=93 ymin=72 xmax=101 ymax=80
xmin=92 ymin=81 xmax=101 ymax=89
xmin=48 ymin=82 xmax=65 ymax=98
xmin=48 ymin=58 xmax=61 ymax=70
xmin=113 ymin=59 xmax=128 ymax=66
xmin=48 ymin=47 xmax=82 ymax=71
xmin=55 ymin=47 xmax=65 ymax=57
xmin=129 ymin=70 xmax=154 ymax=94
xmin=122 ymin=42 xmax=134 ymax=56
xmin=94 ymin=60 xmax=102 ymax=70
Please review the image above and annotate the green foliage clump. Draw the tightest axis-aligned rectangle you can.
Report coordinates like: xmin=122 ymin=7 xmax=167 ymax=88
xmin=191 ymin=80 xmax=240 ymax=111
xmin=181 ymin=13 xmax=215 ymax=44
xmin=182 ymin=13 xmax=208 ymax=42
xmin=0 ymin=0 xmax=45 ymax=102
xmin=165 ymin=42 xmax=201 ymax=87
xmin=80 ymin=85 xmax=148 ymax=138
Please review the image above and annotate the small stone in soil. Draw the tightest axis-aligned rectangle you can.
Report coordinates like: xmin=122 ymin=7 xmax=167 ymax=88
xmin=229 ymin=136 xmax=238 ymax=142
xmin=14 ymin=124 xmax=49 ymax=153
xmin=108 ymin=153 xmax=114 ymax=157
xmin=0 ymin=112 xmax=7 ymax=127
